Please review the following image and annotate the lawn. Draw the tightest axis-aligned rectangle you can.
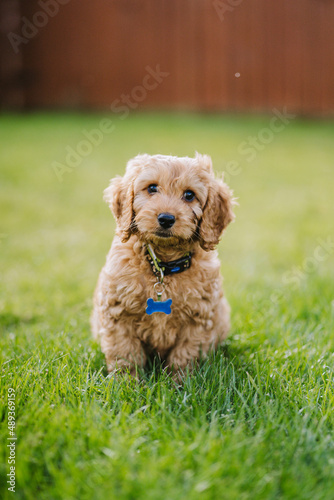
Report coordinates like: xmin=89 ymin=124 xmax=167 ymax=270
xmin=0 ymin=112 xmax=334 ymax=500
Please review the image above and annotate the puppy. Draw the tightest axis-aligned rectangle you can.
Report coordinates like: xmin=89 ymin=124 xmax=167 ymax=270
xmin=91 ymin=153 xmax=234 ymax=377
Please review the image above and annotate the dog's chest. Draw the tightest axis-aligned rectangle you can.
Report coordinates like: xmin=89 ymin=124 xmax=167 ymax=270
xmin=106 ymin=249 xmax=221 ymax=352
xmin=137 ymin=312 xmax=176 ymax=353
xmin=125 ymin=274 xmax=216 ymax=353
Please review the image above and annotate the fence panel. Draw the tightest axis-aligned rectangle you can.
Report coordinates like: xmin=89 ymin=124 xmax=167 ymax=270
xmin=5 ymin=0 xmax=332 ymax=115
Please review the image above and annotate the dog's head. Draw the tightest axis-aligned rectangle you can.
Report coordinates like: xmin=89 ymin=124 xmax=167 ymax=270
xmin=104 ymin=153 xmax=234 ymax=251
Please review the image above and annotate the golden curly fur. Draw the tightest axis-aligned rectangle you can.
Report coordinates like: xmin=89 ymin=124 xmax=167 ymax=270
xmin=91 ymin=153 xmax=234 ymax=377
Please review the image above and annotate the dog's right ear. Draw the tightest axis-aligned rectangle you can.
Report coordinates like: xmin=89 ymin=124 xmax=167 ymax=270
xmin=199 ymin=177 xmax=235 ymax=251
xmin=104 ymin=176 xmax=134 ymax=242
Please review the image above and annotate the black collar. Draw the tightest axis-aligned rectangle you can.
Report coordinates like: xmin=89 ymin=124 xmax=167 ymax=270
xmin=146 ymin=248 xmax=192 ymax=277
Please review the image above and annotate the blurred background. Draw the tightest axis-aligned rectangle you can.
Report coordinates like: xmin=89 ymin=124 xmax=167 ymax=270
xmin=1 ymin=0 xmax=334 ymax=115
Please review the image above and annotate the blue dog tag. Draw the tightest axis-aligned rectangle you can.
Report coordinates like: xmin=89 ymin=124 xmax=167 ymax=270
xmin=146 ymin=298 xmax=172 ymax=315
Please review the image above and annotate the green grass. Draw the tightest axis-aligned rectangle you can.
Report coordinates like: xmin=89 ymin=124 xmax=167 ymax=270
xmin=1 ymin=112 xmax=334 ymax=500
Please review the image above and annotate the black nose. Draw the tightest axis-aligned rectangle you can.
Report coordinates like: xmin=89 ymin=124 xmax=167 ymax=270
xmin=158 ymin=213 xmax=175 ymax=229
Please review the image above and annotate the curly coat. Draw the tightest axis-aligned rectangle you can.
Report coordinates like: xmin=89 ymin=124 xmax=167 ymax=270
xmin=91 ymin=153 xmax=234 ymax=376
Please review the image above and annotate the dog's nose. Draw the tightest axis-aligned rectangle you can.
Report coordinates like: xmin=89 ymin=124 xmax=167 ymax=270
xmin=157 ymin=213 xmax=175 ymax=229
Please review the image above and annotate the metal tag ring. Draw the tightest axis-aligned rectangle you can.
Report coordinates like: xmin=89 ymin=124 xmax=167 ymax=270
xmin=154 ymin=282 xmax=165 ymax=296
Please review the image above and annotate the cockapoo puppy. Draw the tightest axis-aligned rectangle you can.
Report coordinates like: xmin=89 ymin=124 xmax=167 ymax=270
xmin=91 ymin=153 xmax=234 ymax=377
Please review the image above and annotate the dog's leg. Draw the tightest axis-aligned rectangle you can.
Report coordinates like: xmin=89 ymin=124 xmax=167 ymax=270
xmin=166 ymin=327 xmax=208 ymax=381
xmin=99 ymin=323 xmax=146 ymax=377
xmin=167 ymin=298 xmax=230 ymax=380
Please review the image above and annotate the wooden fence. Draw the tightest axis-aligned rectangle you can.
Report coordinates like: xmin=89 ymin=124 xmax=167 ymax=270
xmin=2 ymin=0 xmax=334 ymax=115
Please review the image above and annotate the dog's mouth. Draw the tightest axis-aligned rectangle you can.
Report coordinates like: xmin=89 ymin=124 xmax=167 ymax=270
xmin=147 ymin=229 xmax=183 ymax=247
xmin=155 ymin=230 xmax=173 ymax=238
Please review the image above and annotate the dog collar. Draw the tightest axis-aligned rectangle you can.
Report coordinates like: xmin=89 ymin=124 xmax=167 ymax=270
xmin=145 ymin=244 xmax=191 ymax=315
xmin=146 ymin=244 xmax=192 ymax=277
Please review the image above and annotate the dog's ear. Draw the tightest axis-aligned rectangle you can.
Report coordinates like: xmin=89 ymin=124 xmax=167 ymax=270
xmin=104 ymin=176 xmax=134 ymax=242
xmin=199 ymin=178 xmax=234 ymax=251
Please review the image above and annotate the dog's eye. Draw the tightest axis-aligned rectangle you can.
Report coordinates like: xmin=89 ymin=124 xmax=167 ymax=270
xmin=148 ymin=184 xmax=158 ymax=194
xmin=183 ymin=190 xmax=195 ymax=202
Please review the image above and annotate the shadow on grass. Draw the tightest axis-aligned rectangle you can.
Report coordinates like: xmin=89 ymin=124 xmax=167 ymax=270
xmin=0 ymin=312 xmax=40 ymax=329
xmin=88 ymin=337 xmax=258 ymax=391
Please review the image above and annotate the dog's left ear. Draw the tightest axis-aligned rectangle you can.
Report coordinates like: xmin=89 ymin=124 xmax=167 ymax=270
xmin=199 ymin=177 xmax=235 ymax=251
xmin=104 ymin=176 xmax=134 ymax=242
